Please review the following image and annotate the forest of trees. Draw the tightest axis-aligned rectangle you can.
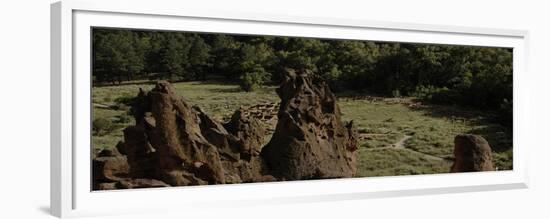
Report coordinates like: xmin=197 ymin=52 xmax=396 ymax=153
xmin=92 ymin=28 xmax=513 ymax=125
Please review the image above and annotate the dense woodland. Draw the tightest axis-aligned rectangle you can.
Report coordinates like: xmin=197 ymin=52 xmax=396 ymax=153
xmin=92 ymin=28 xmax=513 ymax=125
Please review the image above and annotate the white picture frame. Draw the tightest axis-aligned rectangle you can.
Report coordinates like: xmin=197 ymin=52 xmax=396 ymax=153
xmin=51 ymin=0 xmax=530 ymax=218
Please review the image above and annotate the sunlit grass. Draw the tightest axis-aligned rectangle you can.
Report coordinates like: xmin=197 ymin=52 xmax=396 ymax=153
xmin=356 ymin=148 xmax=450 ymax=177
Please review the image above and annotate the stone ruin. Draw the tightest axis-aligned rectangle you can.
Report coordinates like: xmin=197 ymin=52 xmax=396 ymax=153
xmin=450 ymin=134 xmax=495 ymax=172
xmin=233 ymin=102 xmax=279 ymax=135
xmin=93 ymin=68 xmax=358 ymax=189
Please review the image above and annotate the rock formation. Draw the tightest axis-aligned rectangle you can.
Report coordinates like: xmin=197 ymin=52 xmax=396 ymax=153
xmin=450 ymin=134 xmax=495 ymax=172
xmin=93 ymin=71 xmax=362 ymax=189
xmin=121 ymin=81 xmax=271 ymax=187
xmin=261 ymin=69 xmax=358 ymax=180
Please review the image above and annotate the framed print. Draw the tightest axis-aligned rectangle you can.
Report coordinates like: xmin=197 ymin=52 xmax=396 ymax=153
xmin=51 ymin=0 xmax=529 ymax=217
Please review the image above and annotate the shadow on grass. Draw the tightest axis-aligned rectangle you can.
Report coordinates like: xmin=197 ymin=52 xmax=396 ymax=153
xmin=192 ymin=79 xmax=237 ymax=84
xmin=408 ymin=102 xmax=513 ymax=153
xmin=467 ymin=126 xmax=512 ymax=153
xmin=207 ymin=87 xmax=243 ymax=93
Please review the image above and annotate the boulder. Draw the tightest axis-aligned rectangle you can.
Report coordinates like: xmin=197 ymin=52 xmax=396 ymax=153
xmin=92 ymin=150 xmax=129 ymax=189
xmin=261 ymin=69 xmax=358 ymax=180
xmin=450 ymin=134 xmax=495 ymax=172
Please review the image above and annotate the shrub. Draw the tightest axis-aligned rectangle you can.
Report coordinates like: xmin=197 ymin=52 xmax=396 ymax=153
xmin=413 ymin=85 xmax=437 ymax=100
xmin=239 ymin=66 xmax=269 ymax=92
xmin=412 ymin=85 xmax=458 ymax=105
xmin=92 ymin=118 xmax=112 ymax=135
xmin=114 ymin=95 xmax=134 ymax=106
xmin=116 ymin=114 xmax=132 ymax=124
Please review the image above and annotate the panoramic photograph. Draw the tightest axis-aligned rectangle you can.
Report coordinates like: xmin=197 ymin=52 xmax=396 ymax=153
xmin=91 ymin=28 xmax=513 ymax=190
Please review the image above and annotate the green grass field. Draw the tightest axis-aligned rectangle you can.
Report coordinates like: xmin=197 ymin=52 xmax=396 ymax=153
xmin=92 ymin=81 xmax=513 ymax=177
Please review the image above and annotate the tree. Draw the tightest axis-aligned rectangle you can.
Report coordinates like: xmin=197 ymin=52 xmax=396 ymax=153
xmin=92 ymin=30 xmax=144 ymax=84
xmin=125 ymin=32 xmax=147 ymax=81
xmin=234 ymin=41 xmax=275 ymax=86
xmin=188 ymin=35 xmax=211 ymax=80
xmin=239 ymin=64 xmax=269 ymax=92
xmin=142 ymin=31 xmax=166 ymax=80
xmin=327 ymin=40 xmax=379 ymax=91
xmin=91 ymin=28 xmax=513 ymax=126
xmin=160 ymin=33 xmax=191 ymax=81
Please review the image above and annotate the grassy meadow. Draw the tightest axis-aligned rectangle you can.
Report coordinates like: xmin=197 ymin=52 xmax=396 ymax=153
xmin=92 ymin=81 xmax=513 ymax=177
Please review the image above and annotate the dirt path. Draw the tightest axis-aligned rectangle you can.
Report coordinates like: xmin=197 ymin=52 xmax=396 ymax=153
xmin=366 ymin=134 xmax=448 ymax=162
xmin=392 ymin=135 xmax=412 ymax=149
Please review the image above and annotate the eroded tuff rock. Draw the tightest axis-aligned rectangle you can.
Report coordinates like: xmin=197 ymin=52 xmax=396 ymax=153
xmin=120 ymin=81 xmax=270 ymax=186
xmin=92 ymin=149 xmax=129 ymax=190
xmin=261 ymin=69 xmax=358 ymax=180
xmin=224 ymin=108 xmax=266 ymax=159
xmin=450 ymin=134 xmax=495 ymax=172
xmin=93 ymin=73 xmax=363 ymax=189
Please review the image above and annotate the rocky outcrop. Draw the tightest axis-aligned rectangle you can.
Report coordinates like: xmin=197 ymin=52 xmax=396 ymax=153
xmin=93 ymin=72 xmax=363 ymax=190
xmin=450 ymin=134 xmax=495 ymax=172
xmin=261 ymin=69 xmax=358 ymax=180
xmin=119 ymin=81 xmax=271 ymax=187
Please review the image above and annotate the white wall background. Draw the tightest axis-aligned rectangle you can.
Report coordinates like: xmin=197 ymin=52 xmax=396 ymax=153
xmin=0 ymin=0 xmax=548 ymax=218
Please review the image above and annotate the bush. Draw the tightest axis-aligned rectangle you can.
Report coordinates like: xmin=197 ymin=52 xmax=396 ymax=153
xmin=239 ymin=66 xmax=269 ymax=92
xmin=413 ymin=85 xmax=438 ymax=100
xmin=92 ymin=118 xmax=112 ymax=135
xmin=114 ymin=95 xmax=134 ymax=106
xmin=412 ymin=85 xmax=458 ymax=105
xmin=115 ymin=114 xmax=132 ymax=124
